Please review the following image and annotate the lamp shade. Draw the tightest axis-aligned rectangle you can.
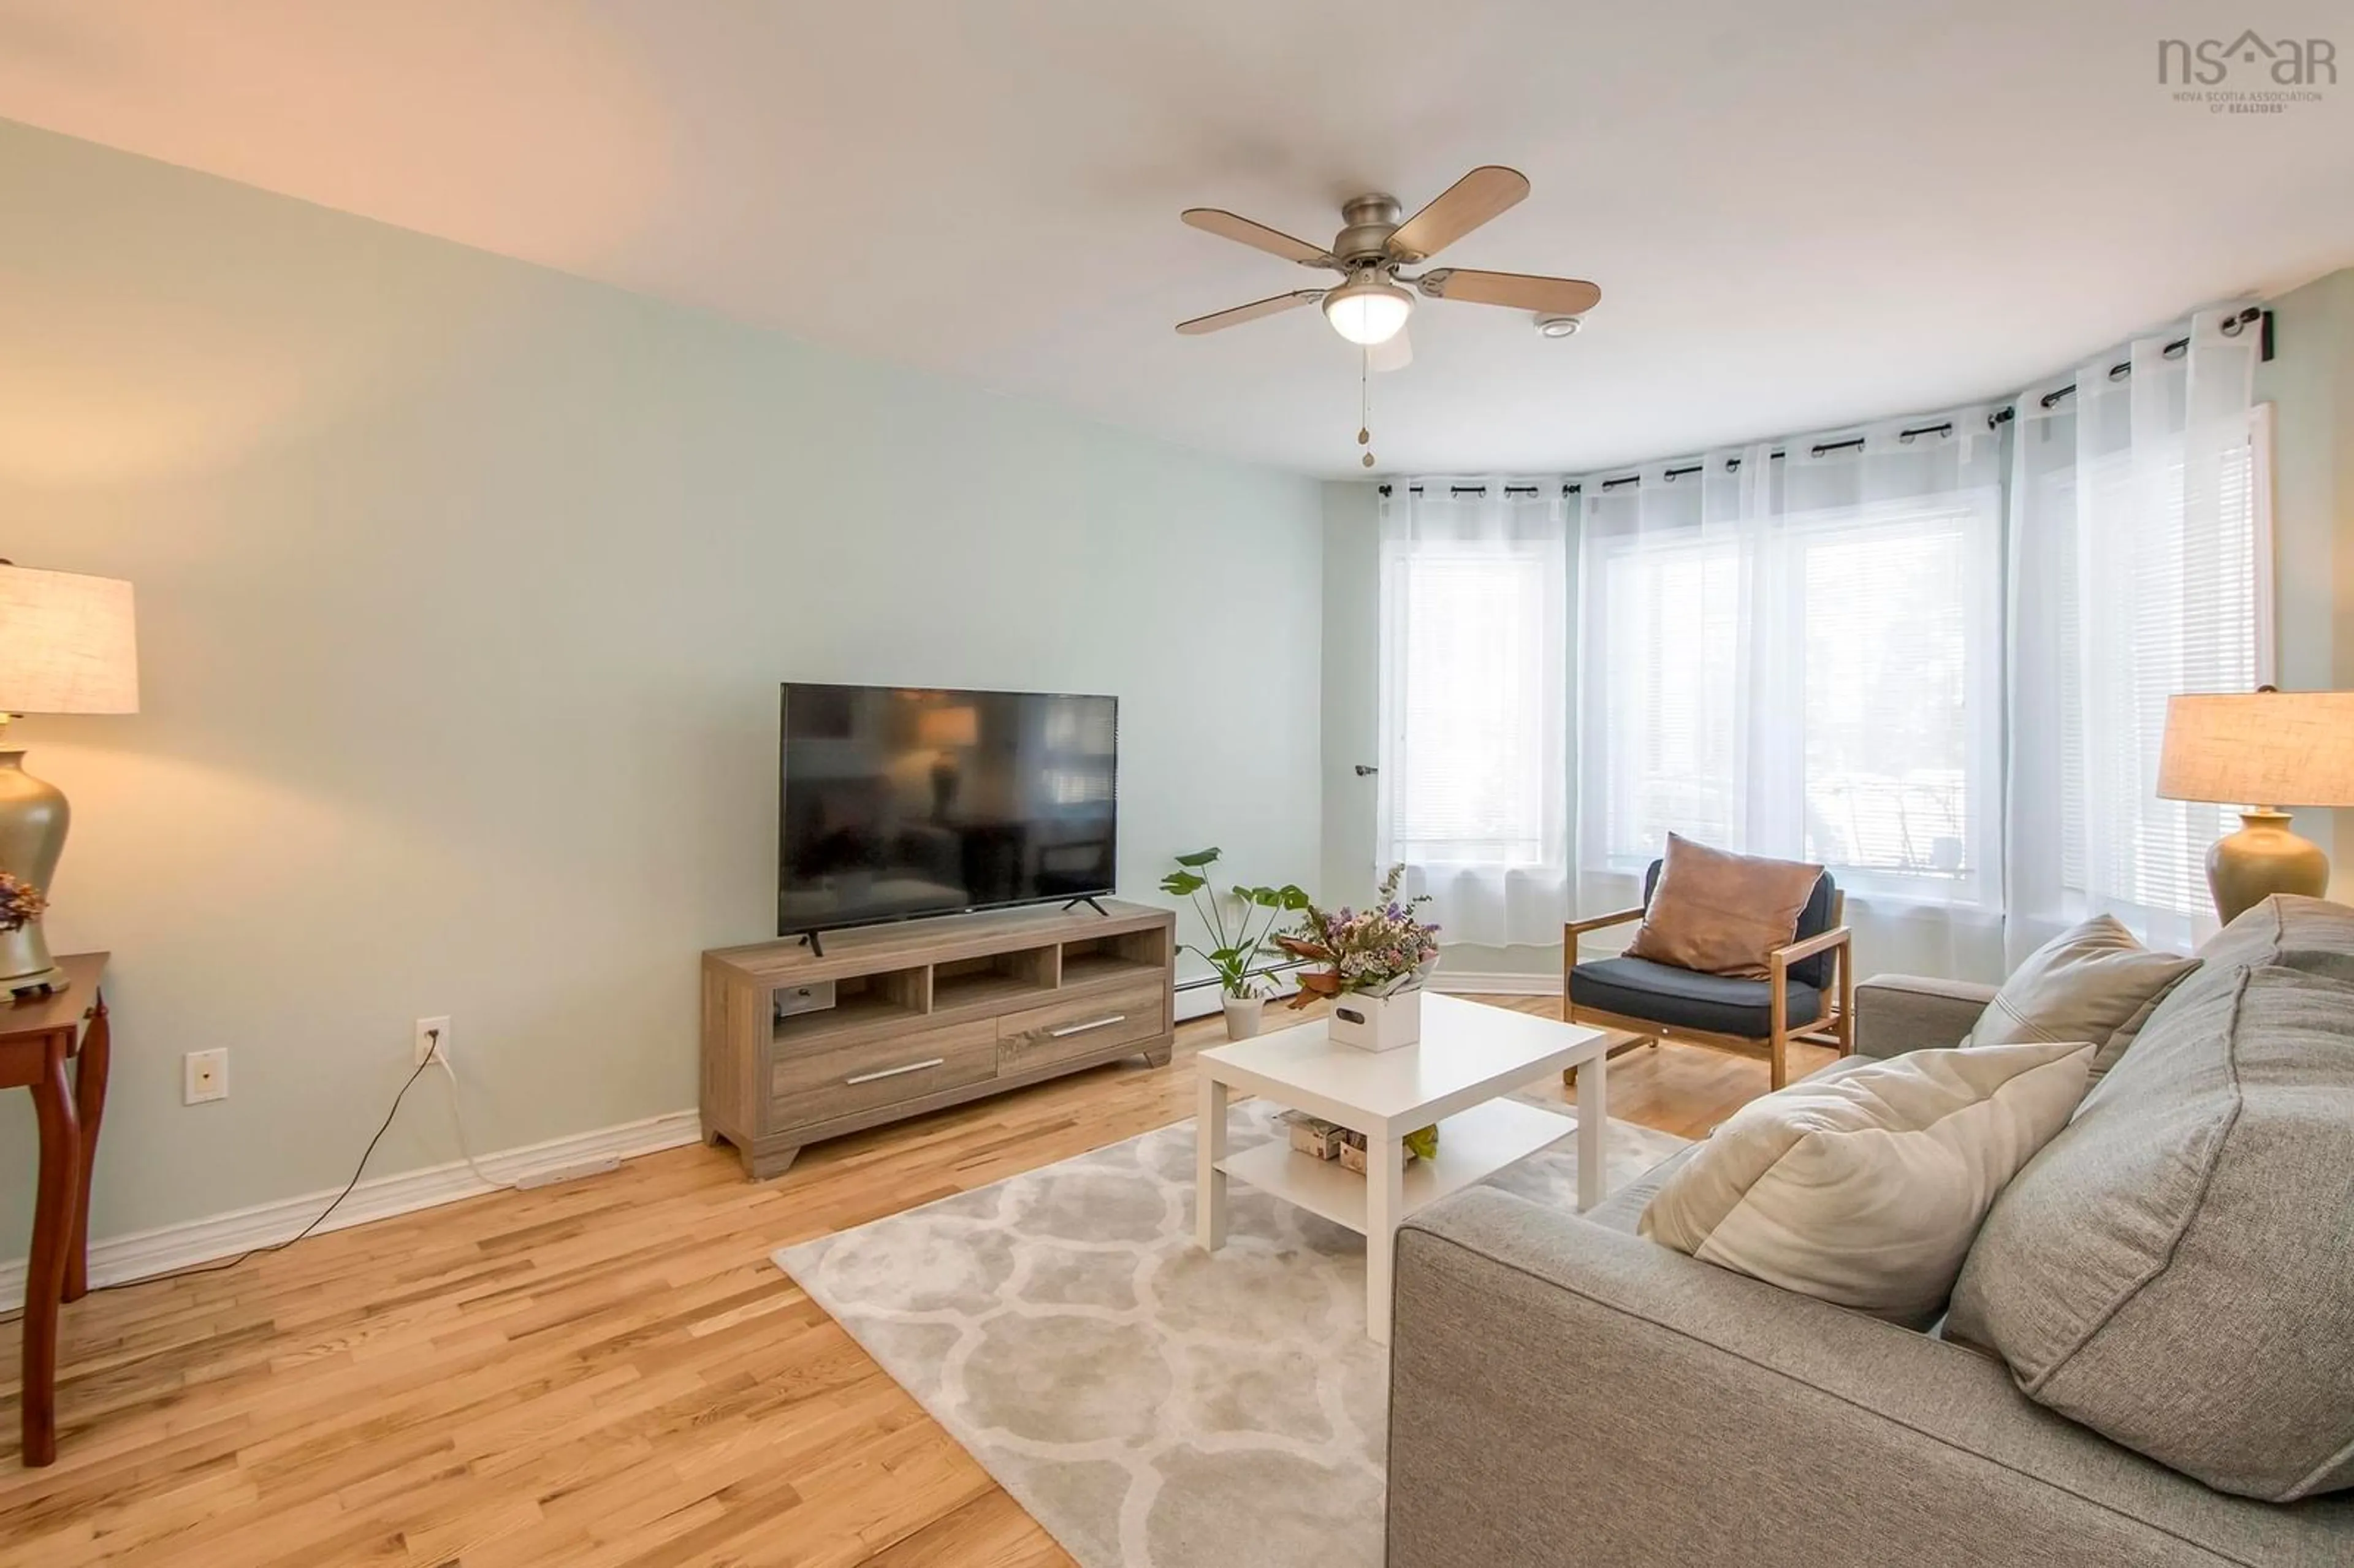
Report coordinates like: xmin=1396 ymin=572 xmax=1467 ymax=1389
xmin=916 ymin=705 xmax=979 ymax=749
xmin=2157 ymin=690 xmax=2354 ymax=808
xmin=0 ymin=566 xmax=140 ymax=716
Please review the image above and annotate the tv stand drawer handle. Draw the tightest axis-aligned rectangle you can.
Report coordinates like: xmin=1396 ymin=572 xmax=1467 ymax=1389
xmin=1048 ymin=1014 xmax=1128 ymax=1039
xmin=844 ymin=1057 xmax=946 ymax=1086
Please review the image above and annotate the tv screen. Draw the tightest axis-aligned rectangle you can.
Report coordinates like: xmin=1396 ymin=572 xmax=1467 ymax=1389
xmin=778 ymin=683 xmax=1119 ymax=935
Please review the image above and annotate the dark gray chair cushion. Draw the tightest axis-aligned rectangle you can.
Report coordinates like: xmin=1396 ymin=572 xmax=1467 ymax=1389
xmin=1569 ymin=956 xmax=1824 ymax=1039
xmin=1638 ymin=858 xmax=1838 ymax=989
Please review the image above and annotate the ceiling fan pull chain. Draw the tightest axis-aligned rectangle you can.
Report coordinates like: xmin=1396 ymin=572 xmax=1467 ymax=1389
xmin=1358 ymin=349 xmax=1376 ymax=468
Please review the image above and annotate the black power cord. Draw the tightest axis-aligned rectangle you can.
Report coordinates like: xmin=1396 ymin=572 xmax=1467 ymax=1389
xmin=88 ymin=1051 xmax=441 ymax=1294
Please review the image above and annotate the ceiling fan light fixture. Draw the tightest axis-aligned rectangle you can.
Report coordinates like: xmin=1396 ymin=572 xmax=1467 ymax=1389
xmin=1322 ymin=275 xmax=1414 ymax=346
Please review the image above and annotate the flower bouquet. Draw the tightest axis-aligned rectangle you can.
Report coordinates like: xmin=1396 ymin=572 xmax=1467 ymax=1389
xmin=0 ymin=873 xmax=47 ymax=932
xmin=1276 ymin=864 xmax=1441 ymax=1053
xmin=0 ymin=872 xmax=58 ymax=995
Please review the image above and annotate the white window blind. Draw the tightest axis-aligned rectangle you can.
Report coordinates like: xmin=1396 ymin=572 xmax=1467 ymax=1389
xmin=2068 ymin=421 xmax=2264 ymax=920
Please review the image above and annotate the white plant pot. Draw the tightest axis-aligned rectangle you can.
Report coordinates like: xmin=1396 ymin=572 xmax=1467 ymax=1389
xmin=1221 ymin=994 xmax=1265 ymax=1040
xmin=1329 ymin=988 xmax=1422 ymax=1052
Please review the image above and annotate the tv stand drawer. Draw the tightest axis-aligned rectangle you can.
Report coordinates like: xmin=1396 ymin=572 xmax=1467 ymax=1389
xmin=771 ymin=1018 xmax=997 ymax=1127
xmin=997 ymin=982 xmax=1165 ymax=1074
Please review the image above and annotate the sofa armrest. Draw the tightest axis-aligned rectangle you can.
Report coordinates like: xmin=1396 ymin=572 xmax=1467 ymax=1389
xmin=1854 ymin=972 xmax=1996 ymax=1057
xmin=1387 ymin=1188 xmax=2348 ymax=1568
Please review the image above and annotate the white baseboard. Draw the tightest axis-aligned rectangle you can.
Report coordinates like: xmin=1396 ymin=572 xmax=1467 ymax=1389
xmin=1174 ymin=980 xmax=1301 ymax=1022
xmin=1174 ymin=988 xmax=1223 ymax=1023
xmin=1431 ymin=972 xmax=1563 ymax=996
xmin=0 ymin=1108 xmax=702 ymax=1314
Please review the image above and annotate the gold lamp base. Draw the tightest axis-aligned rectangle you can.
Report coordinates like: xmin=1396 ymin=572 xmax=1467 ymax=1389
xmin=0 ymin=744 xmax=71 ymax=997
xmin=0 ymin=935 xmax=67 ymax=997
xmin=2206 ymin=809 xmax=2330 ymax=926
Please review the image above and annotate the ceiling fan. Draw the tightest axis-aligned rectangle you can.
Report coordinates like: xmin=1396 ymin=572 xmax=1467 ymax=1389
xmin=1175 ymin=166 xmax=1599 ymax=362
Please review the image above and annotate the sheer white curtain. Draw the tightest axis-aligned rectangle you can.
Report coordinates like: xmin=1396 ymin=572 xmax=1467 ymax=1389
xmin=1375 ymin=482 xmax=1569 ymax=947
xmin=1575 ymin=413 xmax=2007 ymax=979
xmin=2006 ymin=306 xmax=2268 ymax=962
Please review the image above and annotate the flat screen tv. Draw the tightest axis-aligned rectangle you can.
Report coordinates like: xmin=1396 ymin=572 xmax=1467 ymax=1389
xmin=778 ymin=683 xmax=1119 ymax=937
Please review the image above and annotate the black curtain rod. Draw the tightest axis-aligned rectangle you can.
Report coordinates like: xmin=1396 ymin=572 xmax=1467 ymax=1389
xmin=1376 ymin=483 xmax=1546 ymax=497
xmin=1986 ymin=307 xmax=2269 ymax=427
xmin=1583 ymin=421 xmax=1955 ymax=492
xmin=1382 ymin=308 xmax=2274 ymax=493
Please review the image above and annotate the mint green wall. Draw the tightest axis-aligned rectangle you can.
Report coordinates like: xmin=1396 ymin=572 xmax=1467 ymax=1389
xmin=2253 ymin=267 xmax=2354 ymax=894
xmin=0 ymin=120 xmax=1322 ymax=1260
xmin=1319 ymin=483 xmax=1381 ymax=907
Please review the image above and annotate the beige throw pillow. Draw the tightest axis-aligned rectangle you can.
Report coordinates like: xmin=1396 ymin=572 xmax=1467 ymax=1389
xmin=1623 ymin=834 xmax=1824 ymax=980
xmin=1639 ymin=1040 xmax=2095 ymax=1325
xmin=1970 ymin=915 xmax=2198 ymax=1076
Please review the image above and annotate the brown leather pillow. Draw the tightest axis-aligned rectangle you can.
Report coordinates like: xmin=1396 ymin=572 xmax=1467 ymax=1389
xmin=1624 ymin=834 xmax=1825 ymax=980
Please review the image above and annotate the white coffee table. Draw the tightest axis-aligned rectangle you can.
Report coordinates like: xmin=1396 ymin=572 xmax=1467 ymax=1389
xmin=1194 ymin=993 xmax=1613 ymax=1344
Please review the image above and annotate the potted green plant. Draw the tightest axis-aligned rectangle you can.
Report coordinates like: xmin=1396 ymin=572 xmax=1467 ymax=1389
xmin=1160 ymin=848 xmax=1311 ymax=1040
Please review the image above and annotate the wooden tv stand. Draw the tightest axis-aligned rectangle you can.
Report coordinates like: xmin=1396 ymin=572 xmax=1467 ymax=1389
xmin=699 ymin=900 xmax=1176 ymax=1179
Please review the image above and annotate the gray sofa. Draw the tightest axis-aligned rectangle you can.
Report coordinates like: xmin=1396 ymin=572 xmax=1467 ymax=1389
xmin=1387 ymin=898 xmax=2354 ymax=1567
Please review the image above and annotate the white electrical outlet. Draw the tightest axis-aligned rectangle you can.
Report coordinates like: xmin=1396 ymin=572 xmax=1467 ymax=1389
xmin=414 ymin=1016 xmax=452 ymax=1067
xmin=184 ymin=1049 xmax=228 ymax=1105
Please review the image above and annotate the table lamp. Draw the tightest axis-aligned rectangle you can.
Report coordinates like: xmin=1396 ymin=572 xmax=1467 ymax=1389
xmin=0 ymin=564 xmax=140 ymax=995
xmin=2157 ymin=687 xmax=2354 ymax=924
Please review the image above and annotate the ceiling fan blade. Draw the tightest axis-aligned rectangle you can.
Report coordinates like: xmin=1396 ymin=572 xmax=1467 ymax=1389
xmin=1175 ymin=290 xmax=1325 ymax=335
xmin=1385 ymin=166 xmax=1530 ymax=262
xmin=1368 ymin=327 xmax=1413 ymax=373
xmin=1181 ymin=208 xmax=1335 ymax=267
xmin=1424 ymin=268 xmax=1601 ymax=316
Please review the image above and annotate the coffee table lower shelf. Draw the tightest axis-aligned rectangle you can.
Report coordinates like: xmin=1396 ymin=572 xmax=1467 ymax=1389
xmin=1194 ymin=995 xmax=1613 ymax=1345
xmin=1216 ymin=1098 xmax=1574 ymax=1235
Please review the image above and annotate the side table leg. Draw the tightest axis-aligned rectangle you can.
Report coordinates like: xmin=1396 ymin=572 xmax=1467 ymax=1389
xmin=1194 ymin=1076 xmax=1228 ymax=1250
xmin=1366 ymin=1130 xmax=1406 ymax=1345
xmin=23 ymin=1034 xmax=82 ymax=1467
xmin=1577 ymin=1048 xmax=1609 ymax=1212
xmin=66 ymin=996 xmax=109 ymax=1302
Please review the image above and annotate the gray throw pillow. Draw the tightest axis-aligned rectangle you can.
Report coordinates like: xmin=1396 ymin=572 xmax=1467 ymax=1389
xmin=1969 ymin=914 xmax=2197 ymax=1076
xmin=1946 ymin=962 xmax=2354 ymax=1501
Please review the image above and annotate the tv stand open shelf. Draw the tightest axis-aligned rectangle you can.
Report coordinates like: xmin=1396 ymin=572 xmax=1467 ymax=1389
xmin=700 ymin=899 xmax=1176 ymax=1179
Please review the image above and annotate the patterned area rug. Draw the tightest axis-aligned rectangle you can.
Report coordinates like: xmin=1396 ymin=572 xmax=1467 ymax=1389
xmin=774 ymin=1101 xmax=1688 ymax=1568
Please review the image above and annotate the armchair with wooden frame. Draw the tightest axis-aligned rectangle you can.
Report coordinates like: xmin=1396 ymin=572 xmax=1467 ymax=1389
xmin=1561 ymin=859 xmax=1854 ymax=1090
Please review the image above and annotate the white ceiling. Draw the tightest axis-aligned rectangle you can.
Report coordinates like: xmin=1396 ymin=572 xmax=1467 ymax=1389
xmin=3 ymin=1 xmax=2350 ymax=479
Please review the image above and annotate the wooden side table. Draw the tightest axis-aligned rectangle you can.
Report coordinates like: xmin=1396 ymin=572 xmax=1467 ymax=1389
xmin=1 ymin=951 xmax=109 ymax=1468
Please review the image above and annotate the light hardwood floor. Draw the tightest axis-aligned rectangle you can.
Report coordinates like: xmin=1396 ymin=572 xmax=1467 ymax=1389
xmin=0 ymin=995 xmax=1829 ymax=1567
